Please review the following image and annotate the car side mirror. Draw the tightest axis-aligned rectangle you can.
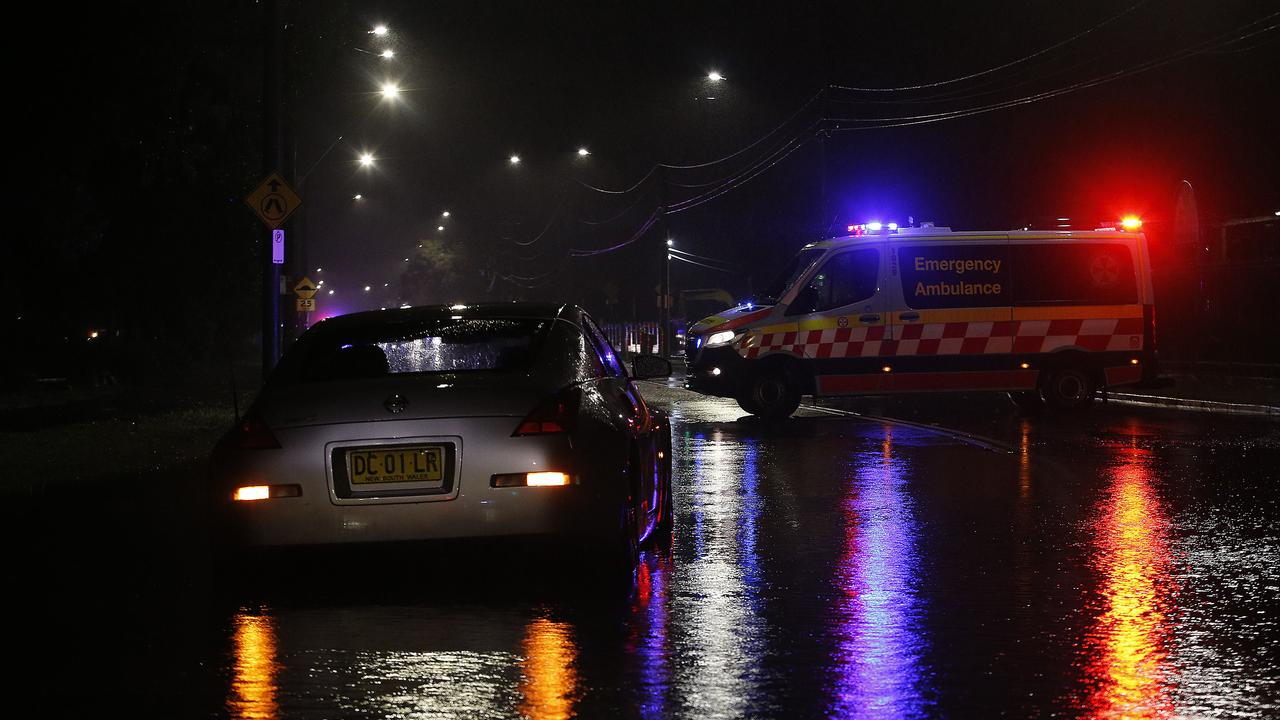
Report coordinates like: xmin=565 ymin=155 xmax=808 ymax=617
xmin=631 ymin=354 xmax=672 ymax=379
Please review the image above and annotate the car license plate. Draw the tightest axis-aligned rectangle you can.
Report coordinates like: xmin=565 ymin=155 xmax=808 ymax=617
xmin=347 ymin=446 xmax=445 ymax=485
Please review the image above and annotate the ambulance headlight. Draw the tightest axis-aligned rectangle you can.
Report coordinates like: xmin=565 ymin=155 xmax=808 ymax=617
xmin=705 ymin=330 xmax=738 ymax=347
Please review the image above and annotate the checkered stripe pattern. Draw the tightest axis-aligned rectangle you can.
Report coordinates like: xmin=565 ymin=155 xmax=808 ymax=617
xmin=738 ymin=317 xmax=1144 ymax=359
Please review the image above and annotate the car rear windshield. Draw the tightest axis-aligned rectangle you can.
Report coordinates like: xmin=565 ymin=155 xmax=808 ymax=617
xmin=275 ymin=317 xmax=551 ymax=384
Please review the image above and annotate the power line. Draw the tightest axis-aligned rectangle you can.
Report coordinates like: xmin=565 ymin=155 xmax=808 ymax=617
xmin=669 ymin=253 xmax=737 ymax=273
xmin=568 ymin=210 xmax=661 ymax=257
xmin=830 ymin=0 xmax=1152 ymax=93
xmin=668 ymin=246 xmax=736 ymax=268
xmin=826 ymin=14 xmax=1279 ymax=131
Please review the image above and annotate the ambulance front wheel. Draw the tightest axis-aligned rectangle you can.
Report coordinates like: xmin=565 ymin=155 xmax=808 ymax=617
xmin=739 ymin=365 xmax=802 ymax=419
xmin=1041 ymin=366 xmax=1096 ymax=411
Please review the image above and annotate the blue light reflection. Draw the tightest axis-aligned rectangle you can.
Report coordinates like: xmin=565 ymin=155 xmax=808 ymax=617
xmin=828 ymin=426 xmax=931 ymax=718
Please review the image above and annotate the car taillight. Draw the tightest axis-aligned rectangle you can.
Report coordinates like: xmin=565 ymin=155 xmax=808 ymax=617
xmin=513 ymin=386 xmax=581 ymax=436
xmin=237 ymin=413 xmax=281 ymax=449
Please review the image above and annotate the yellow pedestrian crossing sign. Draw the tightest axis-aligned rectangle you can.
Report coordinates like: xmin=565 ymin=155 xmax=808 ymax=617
xmin=245 ymin=171 xmax=302 ymax=229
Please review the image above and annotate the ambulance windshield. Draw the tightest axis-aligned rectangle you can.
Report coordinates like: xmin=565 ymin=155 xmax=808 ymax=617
xmin=758 ymin=247 xmax=825 ymax=304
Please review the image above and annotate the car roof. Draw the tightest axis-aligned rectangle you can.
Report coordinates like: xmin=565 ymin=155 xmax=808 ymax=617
xmin=311 ymin=302 xmax=580 ymax=332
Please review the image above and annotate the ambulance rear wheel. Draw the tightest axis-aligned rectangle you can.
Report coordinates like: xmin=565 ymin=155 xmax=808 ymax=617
xmin=1041 ymin=367 xmax=1096 ymax=411
xmin=740 ymin=366 xmax=802 ymax=420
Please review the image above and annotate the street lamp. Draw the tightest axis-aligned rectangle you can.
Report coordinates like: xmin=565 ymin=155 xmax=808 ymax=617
xmin=437 ymin=225 xmax=445 ymax=231
xmin=371 ymin=25 xmax=389 ymax=36
xmin=380 ymin=49 xmax=395 ymax=60
xmin=708 ymin=71 xmax=724 ymax=82
xmin=359 ymin=152 xmax=375 ymax=168
xmin=353 ymin=194 xmax=363 ymax=200
xmin=364 ymin=285 xmax=372 ymax=292
xmin=577 ymin=147 xmax=591 ymax=157
xmin=509 ymin=154 xmax=521 ymax=165
xmin=380 ymin=82 xmax=400 ymax=100
xmin=441 ymin=211 xmax=450 ymax=218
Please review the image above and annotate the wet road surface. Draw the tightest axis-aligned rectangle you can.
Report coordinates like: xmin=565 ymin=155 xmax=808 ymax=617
xmin=15 ymin=382 xmax=1280 ymax=718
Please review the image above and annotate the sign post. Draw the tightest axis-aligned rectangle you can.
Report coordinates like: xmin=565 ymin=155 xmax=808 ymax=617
xmin=245 ymin=171 xmax=302 ymax=376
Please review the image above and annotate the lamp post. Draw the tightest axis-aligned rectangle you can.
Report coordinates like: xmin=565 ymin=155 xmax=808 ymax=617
xmin=660 ymin=238 xmax=674 ymax=357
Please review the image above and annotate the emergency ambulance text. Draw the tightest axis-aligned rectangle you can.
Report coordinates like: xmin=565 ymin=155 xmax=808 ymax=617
xmin=914 ymin=281 xmax=1003 ymax=297
xmin=913 ymin=257 xmax=1002 ymax=275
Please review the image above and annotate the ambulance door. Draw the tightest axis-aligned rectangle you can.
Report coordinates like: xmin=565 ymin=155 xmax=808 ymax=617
xmin=887 ymin=238 xmax=1014 ymax=392
xmin=782 ymin=245 xmax=888 ymax=396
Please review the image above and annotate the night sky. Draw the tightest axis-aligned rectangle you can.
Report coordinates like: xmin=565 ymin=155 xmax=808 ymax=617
xmin=8 ymin=0 xmax=1278 ymax=373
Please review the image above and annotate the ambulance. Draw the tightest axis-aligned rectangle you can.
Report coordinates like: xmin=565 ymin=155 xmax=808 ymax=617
xmin=684 ymin=222 xmax=1159 ymax=418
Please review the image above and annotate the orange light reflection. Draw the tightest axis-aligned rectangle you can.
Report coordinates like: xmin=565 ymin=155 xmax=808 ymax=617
xmin=1081 ymin=442 xmax=1178 ymax=718
xmin=228 ymin=612 xmax=280 ymax=720
xmin=519 ymin=618 xmax=578 ymax=720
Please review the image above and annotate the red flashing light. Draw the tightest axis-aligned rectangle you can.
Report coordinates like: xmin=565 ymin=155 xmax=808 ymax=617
xmin=1121 ymin=216 xmax=1142 ymax=230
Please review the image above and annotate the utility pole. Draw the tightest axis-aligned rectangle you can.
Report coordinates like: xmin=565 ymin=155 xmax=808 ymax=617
xmin=657 ymin=167 xmax=671 ymax=357
xmin=260 ymin=0 xmax=282 ymax=381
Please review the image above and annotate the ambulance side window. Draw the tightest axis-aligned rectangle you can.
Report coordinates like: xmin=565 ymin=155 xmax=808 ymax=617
xmin=1010 ymin=243 xmax=1137 ymax=305
xmin=787 ymin=249 xmax=879 ymax=315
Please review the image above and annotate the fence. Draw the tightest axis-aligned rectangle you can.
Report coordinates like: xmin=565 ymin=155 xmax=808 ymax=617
xmin=600 ymin=321 xmax=661 ymax=357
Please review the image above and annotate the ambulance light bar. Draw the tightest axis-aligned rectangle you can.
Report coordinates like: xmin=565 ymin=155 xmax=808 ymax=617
xmin=843 ymin=222 xmax=946 ymax=237
xmin=1093 ymin=216 xmax=1143 ymax=232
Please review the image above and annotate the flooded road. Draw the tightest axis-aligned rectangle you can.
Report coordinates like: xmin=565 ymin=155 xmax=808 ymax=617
xmin=15 ymin=383 xmax=1280 ymax=718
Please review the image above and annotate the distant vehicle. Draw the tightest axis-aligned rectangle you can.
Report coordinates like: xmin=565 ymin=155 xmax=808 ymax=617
xmin=211 ymin=303 xmax=673 ymax=576
xmin=685 ymin=223 xmax=1158 ymax=418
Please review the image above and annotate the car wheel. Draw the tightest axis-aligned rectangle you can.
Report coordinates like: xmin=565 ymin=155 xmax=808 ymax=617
xmin=1041 ymin=366 xmax=1096 ymax=411
xmin=741 ymin=365 xmax=802 ymax=420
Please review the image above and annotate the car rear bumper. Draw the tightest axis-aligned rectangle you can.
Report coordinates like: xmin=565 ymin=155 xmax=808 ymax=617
xmin=211 ymin=416 xmax=626 ymax=548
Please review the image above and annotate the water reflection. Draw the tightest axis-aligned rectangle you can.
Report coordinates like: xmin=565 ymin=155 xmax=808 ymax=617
xmin=828 ymin=426 xmax=930 ymax=718
xmin=674 ymin=428 xmax=766 ymax=716
xmin=228 ymin=610 xmax=281 ymax=720
xmin=1077 ymin=436 xmax=1179 ymax=717
xmin=630 ymin=552 xmax=672 ymax=720
xmin=519 ymin=618 xmax=578 ymax=720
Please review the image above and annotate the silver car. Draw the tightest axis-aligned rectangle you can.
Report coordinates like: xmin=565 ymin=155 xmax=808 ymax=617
xmin=210 ymin=303 xmax=673 ymax=574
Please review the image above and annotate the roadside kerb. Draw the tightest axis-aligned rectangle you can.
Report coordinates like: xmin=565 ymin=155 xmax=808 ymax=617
xmin=1106 ymin=392 xmax=1280 ymax=417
